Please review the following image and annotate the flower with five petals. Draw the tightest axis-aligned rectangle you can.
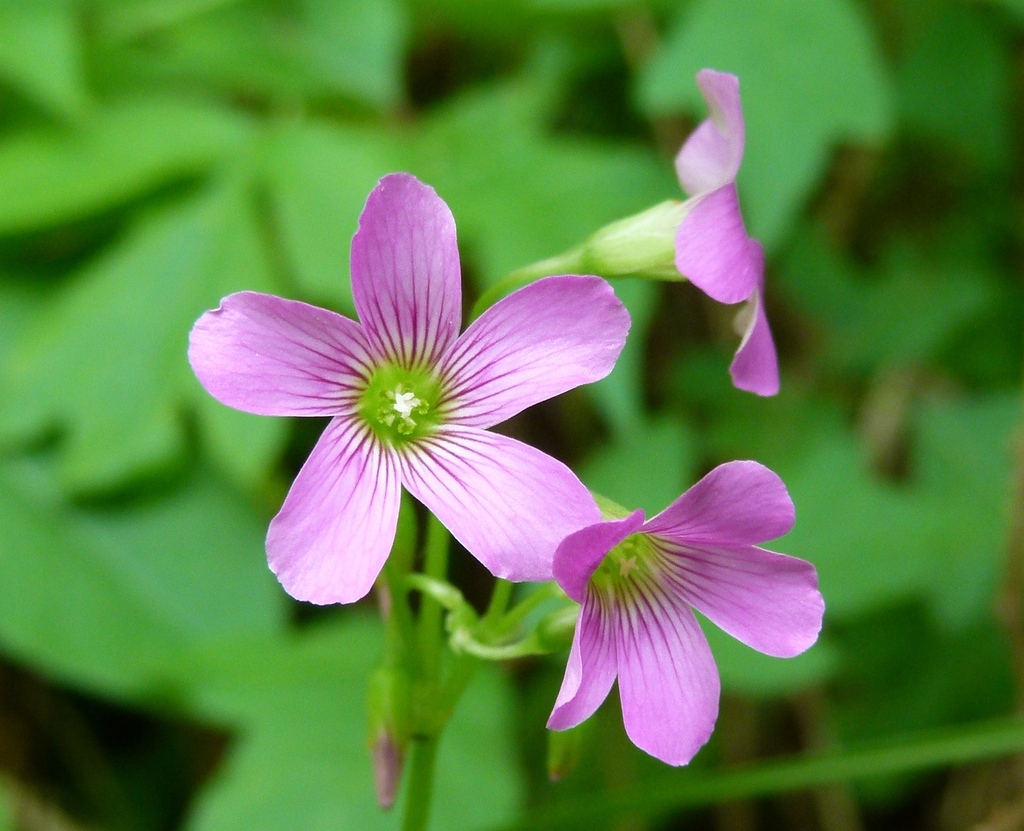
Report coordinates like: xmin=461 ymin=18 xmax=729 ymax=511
xmin=189 ymin=173 xmax=630 ymax=604
xmin=548 ymin=461 xmax=823 ymax=765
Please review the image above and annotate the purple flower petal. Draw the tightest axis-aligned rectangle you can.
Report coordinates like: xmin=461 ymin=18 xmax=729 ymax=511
xmin=548 ymin=597 xmax=617 ymax=730
xmin=188 ymin=291 xmax=373 ymax=416
xmin=675 ymin=69 xmax=744 ymax=196
xmin=439 ymin=275 xmax=629 ymax=429
xmin=399 ymin=425 xmax=600 ymax=582
xmin=553 ymin=511 xmax=646 ymax=603
xmin=350 ymin=173 xmax=462 ymax=369
xmin=616 ymin=587 xmax=719 ymax=765
xmin=729 ymin=288 xmax=779 ymax=396
xmin=674 ymin=185 xmax=761 ymax=304
xmin=267 ymin=417 xmax=401 ymax=604
xmin=658 ymin=542 xmax=824 ymax=658
xmin=643 ymin=461 xmax=794 ymax=546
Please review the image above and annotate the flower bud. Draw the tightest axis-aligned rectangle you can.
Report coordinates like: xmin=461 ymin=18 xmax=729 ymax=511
xmin=367 ymin=665 xmax=413 ymax=809
xmin=583 ymin=200 xmax=691 ymax=278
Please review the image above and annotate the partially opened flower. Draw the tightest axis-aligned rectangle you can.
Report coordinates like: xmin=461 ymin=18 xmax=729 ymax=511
xmin=547 ymin=461 xmax=823 ymax=765
xmin=189 ymin=173 xmax=629 ymax=604
xmin=675 ymin=70 xmax=779 ymax=396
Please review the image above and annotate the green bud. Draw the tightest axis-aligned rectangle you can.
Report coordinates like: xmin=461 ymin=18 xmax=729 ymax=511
xmin=547 ymin=719 xmax=593 ymax=781
xmin=583 ymin=200 xmax=690 ymax=278
xmin=367 ymin=665 xmax=413 ymax=809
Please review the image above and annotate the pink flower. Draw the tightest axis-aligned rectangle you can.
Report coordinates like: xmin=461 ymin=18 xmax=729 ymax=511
xmin=675 ymin=70 xmax=779 ymax=396
xmin=547 ymin=461 xmax=823 ymax=765
xmin=189 ymin=173 xmax=630 ymax=604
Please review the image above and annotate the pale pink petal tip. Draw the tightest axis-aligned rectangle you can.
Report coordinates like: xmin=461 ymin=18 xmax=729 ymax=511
xmin=730 ymin=289 xmax=779 ymax=396
xmin=350 ymin=172 xmax=463 ymax=369
xmin=617 ymin=598 xmax=719 ymax=765
xmin=547 ymin=599 xmax=617 ymax=731
xmin=267 ymin=418 xmax=402 ymax=604
xmin=644 ymin=460 xmax=795 ymax=545
xmin=188 ymin=291 xmax=372 ymax=417
xmin=675 ymin=69 xmax=744 ymax=196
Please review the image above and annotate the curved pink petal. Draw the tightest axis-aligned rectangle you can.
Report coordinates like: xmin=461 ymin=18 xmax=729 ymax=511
xmin=399 ymin=426 xmax=600 ymax=582
xmin=616 ymin=585 xmax=719 ymax=765
xmin=674 ymin=185 xmax=761 ymax=304
xmin=189 ymin=291 xmax=374 ymax=416
xmin=439 ymin=275 xmax=629 ymax=429
xmin=548 ymin=596 xmax=617 ymax=730
xmin=675 ymin=70 xmax=744 ymax=196
xmin=350 ymin=173 xmax=462 ymax=369
xmin=658 ymin=541 xmax=824 ymax=658
xmin=553 ymin=511 xmax=646 ymax=603
xmin=267 ymin=416 xmax=401 ymax=604
xmin=643 ymin=461 xmax=794 ymax=546
xmin=729 ymin=288 xmax=779 ymax=396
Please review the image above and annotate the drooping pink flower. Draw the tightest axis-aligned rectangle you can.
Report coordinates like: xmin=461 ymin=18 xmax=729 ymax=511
xmin=675 ymin=70 xmax=779 ymax=397
xmin=547 ymin=461 xmax=823 ymax=765
xmin=189 ymin=173 xmax=629 ymax=604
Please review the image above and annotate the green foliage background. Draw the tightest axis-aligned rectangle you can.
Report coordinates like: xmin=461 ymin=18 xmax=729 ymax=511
xmin=0 ymin=0 xmax=1022 ymax=829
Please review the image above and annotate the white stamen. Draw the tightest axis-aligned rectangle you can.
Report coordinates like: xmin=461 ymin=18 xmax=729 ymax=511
xmin=390 ymin=387 xmax=423 ymax=421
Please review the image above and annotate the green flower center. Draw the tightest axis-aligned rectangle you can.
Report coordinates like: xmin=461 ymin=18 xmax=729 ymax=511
xmin=590 ymin=532 xmax=659 ymax=598
xmin=359 ymin=363 xmax=443 ymax=446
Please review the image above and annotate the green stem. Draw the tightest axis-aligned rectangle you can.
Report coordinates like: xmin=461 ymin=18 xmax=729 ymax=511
xmin=496 ymin=583 xmax=565 ymax=635
xmin=418 ymin=514 xmax=451 ymax=680
xmin=470 ymin=245 xmax=587 ymax=321
xmin=401 ymin=735 xmax=440 ymax=831
xmin=483 ymin=579 xmax=514 ymax=627
xmin=498 ymin=716 xmax=1024 ymax=830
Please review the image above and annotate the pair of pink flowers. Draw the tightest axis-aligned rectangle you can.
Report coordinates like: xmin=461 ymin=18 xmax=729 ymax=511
xmin=188 ymin=70 xmax=822 ymax=766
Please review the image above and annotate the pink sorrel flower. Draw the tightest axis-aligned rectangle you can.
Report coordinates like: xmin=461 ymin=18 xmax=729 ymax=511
xmin=547 ymin=461 xmax=823 ymax=765
xmin=675 ymin=69 xmax=779 ymax=396
xmin=189 ymin=173 xmax=629 ymax=604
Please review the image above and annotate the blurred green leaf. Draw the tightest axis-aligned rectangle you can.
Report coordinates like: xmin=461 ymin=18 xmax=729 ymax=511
xmin=499 ymin=715 xmax=1024 ymax=830
xmin=912 ymin=394 xmax=1019 ymax=627
xmin=0 ymin=180 xmax=285 ymax=492
xmin=300 ymin=0 xmax=408 ymax=107
xmin=776 ymin=392 xmax=1018 ymax=626
xmin=0 ymin=0 xmax=89 ymax=119
xmin=263 ymin=122 xmax=406 ymax=312
xmin=832 ymin=607 xmax=1014 ymax=752
xmin=0 ymin=278 xmax=46 ymax=371
xmin=0 ymin=457 xmax=285 ymax=700
xmin=776 ymin=431 xmax=939 ymax=619
xmin=0 ymin=779 xmax=11 ymax=831
xmin=986 ymin=0 xmax=1024 ymax=22
xmin=638 ymin=0 xmax=892 ymax=249
xmin=181 ymin=617 xmax=523 ymax=831
xmin=0 ymin=98 xmax=251 ymax=234
xmin=587 ymin=278 xmax=657 ymax=432
xmin=109 ymin=7 xmax=315 ymax=102
xmin=107 ymin=0 xmax=406 ymax=108
xmin=896 ymin=5 xmax=1010 ymax=167
xmin=413 ymin=79 xmax=676 ymax=286
xmin=778 ymin=231 xmax=996 ymax=376
xmin=581 ymin=415 xmax=695 ymax=515
xmin=96 ymin=0 xmax=249 ymax=42
xmin=703 ymin=622 xmax=840 ymax=697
